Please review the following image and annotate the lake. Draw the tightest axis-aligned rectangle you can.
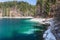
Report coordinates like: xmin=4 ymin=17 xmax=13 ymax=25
xmin=0 ymin=18 xmax=46 ymax=40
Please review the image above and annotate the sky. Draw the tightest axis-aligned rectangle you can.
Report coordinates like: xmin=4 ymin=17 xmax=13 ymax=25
xmin=0 ymin=0 xmax=37 ymax=5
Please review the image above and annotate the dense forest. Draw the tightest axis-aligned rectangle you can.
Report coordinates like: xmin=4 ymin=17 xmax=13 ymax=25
xmin=0 ymin=1 xmax=36 ymax=16
xmin=36 ymin=0 xmax=56 ymax=18
xmin=0 ymin=0 xmax=57 ymax=17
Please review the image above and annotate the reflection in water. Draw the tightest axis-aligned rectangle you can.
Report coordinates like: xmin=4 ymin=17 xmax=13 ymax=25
xmin=0 ymin=18 xmax=46 ymax=40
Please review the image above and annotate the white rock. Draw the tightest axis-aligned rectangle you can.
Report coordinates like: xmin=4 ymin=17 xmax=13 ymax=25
xmin=43 ymin=29 xmax=56 ymax=40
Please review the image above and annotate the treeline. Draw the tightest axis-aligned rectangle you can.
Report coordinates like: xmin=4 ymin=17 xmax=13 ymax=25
xmin=36 ymin=0 xmax=56 ymax=18
xmin=0 ymin=1 xmax=36 ymax=16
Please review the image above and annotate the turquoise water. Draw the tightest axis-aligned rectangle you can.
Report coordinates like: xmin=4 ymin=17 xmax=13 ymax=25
xmin=0 ymin=18 xmax=46 ymax=40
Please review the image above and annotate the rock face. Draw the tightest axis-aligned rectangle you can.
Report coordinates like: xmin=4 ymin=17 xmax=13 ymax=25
xmin=43 ymin=3 xmax=60 ymax=40
xmin=43 ymin=29 xmax=56 ymax=40
xmin=51 ymin=5 xmax=60 ymax=40
xmin=43 ymin=19 xmax=56 ymax=40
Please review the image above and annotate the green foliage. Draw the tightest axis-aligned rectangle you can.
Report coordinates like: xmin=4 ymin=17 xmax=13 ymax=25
xmin=45 ymin=0 xmax=50 ymax=14
xmin=50 ymin=0 xmax=56 ymax=4
xmin=37 ymin=0 xmax=43 ymax=7
xmin=0 ymin=1 xmax=36 ymax=16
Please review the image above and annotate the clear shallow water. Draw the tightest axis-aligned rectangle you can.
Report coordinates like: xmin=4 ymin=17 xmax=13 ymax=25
xmin=0 ymin=18 xmax=46 ymax=40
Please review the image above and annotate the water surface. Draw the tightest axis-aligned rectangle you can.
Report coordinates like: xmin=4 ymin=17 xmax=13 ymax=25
xmin=0 ymin=18 xmax=46 ymax=40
